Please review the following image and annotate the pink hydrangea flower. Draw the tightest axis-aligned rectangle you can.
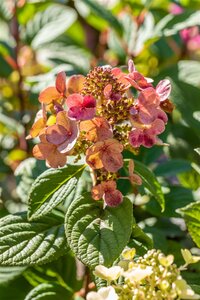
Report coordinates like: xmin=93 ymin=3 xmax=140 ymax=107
xmin=66 ymin=93 xmax=96 ymax=121
xmin=129 ymin=119 xmax=165 ymax=148
xmin=92 ymin=180 xmax=123 ymax=207
xmin=130 ymin=88 xmax=168 ymax=125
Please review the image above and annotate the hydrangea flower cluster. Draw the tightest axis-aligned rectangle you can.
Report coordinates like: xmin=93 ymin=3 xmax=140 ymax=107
xmin=87 ymin=248 xmax=200 ymax=300
xmin=28 ymin=60 xmax=173 ymax=207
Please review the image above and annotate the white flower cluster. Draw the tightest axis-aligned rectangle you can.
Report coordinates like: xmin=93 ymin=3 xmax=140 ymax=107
xmin=86 ymin=248 xmax=200 ymax=300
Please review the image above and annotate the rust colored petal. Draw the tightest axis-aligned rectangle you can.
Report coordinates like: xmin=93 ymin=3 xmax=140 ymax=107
xmin=46 ymin=124 xmax=68 ymax=145
xmin=102 ymin=151 xmax=123 ymax=172
xmin=80 ymin=117 xmax=113 ymax=142
xmin=104 ymin=190 xmax=123 ymax=207
xmin=56 ymin=71 xmax=66 ymax=94
xmin=104 ymin=139 xmax=123 ymax=154
xmin=46 ymin=150 xmax=67 ymax=168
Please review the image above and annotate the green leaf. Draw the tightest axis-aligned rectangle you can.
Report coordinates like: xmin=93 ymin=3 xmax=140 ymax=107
xmin=65 ymin=193 xmax=133 ymax=268
xmin=28 ymin=164 xmax=85 ymax=221
xmin=145 ymin=186 xmax=195 ymax=218
xmin=195 ymin=148 xmax=200 ymax=156
xmin=170 ymin=80 xmax=200 ymax=134
xmin=0 ymin=276 xmax=31 ymax=300
xmin=23 ymin=4 xmax=77 ymax=49
xmin=178 ymin=60 xmax=200 ymax=88
xmin=177 ymin=201 xmax=200 ymax=248
xmin=129 ymin=224 xmax=153 ymax=255
xmin=24 ymin=283 xmax=72 ymax=300
xmin=154 ymin=159 xmax=192 ymax=177
xmin=0 ymin=212 xmax=67 ymax=266
xmin=155 ymin=10 xmax=200 ymax=37
xmin=190 ymin=285 xmax=200 ymax=295
xmin=81 ymin=0 xmax=122 ymax=34
xmin=15 ymin=158 xmax=46 ymax=203
xmin=134 ymin=160 xmax=165 ymax=211
xmin=0 ymin=266 xmax=26 ymax=285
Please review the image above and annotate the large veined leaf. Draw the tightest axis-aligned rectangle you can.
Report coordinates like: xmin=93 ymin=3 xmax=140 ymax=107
xmin=154 ymin=159 xmax=192 ymax=177
xmin=170 ymin=79 xmax=200 ymax=134
xmin=23 ymin=4 xmax=77 ymax=49
xmin=134 ymin=160 xmax=165 ymax=211
xmin=178 ymin=60 xmax=200 ymax=88
xmin=28 ymin=164 xmax=85 ymax=221
xmin=154 ymin=10 xmax=200 ymax=37
xmin=24 ymin=283 xmax=72 ymax=300
xmin=0 ymin=212 xmax=67 ymax=266
xmin=129 ymin=224 xmax=153 ymax=256
xmin=15 ymin=158 xmax=46 ymax=203
xmin=195 ymin=148 xmax=200 ymax=156
xmin=145 ymin=186 xmax=195 ymax=218
xmin=65 ymin=193 xmax=133 ymax=268
xmin=0 ymin=266 xmax=26 ymax=285
xmin=177 ymin=201 xmax=200 ymax=248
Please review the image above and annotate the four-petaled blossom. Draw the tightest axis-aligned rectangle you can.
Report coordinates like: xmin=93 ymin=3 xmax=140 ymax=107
xmin=129 ymin=118 xmax=166 ymax=148
xmin=33 ymin=135 xmax=67 ymax=168
xmin=86 ymin=139 xmax=123 ymax=172
xmin=45 ymin=111 xmax=79 ymax=153
xmin=80 ymin=117 xmax=113 ymax=142
xmin=173 ymin=278 xmax=200 ymax=299
xmin=93 ymin=265 xmax=123 ymax=281
xmin=123 ymin=265 xmax=153 ymax=283
xmin=92 ymin=180 xmax=123 ymax=207
xmin=39 ymin=71 xmax=67 ymax=104
xmin=86 ymin=286 xmax=119 ymax=300
xmin=66 ymin=93 xmax=96 ymax=121
xmin=181 ymin=249 xmax=200 ymax=265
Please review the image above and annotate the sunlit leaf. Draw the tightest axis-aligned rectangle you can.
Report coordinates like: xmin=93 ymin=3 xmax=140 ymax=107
xmin=65 ymin=193 xmax=133 ymax=268
xmin=28 ymin=164 xmax=85 ymax=221
xmin=177 ymin=201 xmax=200 ymax=248
xmin=0 ymin=212 xmax=67 ymax=265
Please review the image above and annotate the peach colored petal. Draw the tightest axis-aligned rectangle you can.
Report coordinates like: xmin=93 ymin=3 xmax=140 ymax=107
xmin=39 ymin=87 xmax=61 ymax=104
xmin=67 ymin=74 xmax=85 ymax=94
xmin=80 ymin=117 xmax=113 ymax=142
xmin=46 ymin=150 xmax=67 ymax=168
xmin=29 ymin=118 xmax=46 ymax=138
xmin=56 ymin=111 xmax=71 ymax=129
xmin=33 ymin=143 xmax=55 ymax=160
xmin=86 ymin=151 xmax=103 ymax=170
xmin=92 ymin=184 xmax=104 ymax=200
